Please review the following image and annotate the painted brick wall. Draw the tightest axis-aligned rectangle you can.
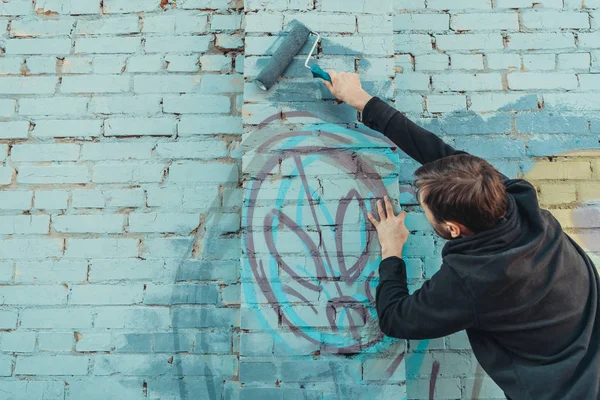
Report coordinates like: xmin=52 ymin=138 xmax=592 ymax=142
xmin=0 ymin=0 xmax=244 ymax=399
xmin=0 ymin=0 xmax=598 ymax=399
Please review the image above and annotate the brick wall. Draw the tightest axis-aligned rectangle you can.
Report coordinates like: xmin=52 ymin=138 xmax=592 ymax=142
xmin=0 ymin=0 xmax=597 ymax=399
xmin=0 ymin=0 xmax=243 ymax=398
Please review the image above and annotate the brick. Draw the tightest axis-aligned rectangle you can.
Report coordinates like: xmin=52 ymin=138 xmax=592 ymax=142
xmin=526 ymin=161 xmax=592 ymax=180
xmin=284 ymin=14 xmax=355 ymax=34
xmin=577 ymin=73 xmax=600 ymax=90
xmin=62 ymin=75 xmax=130 ymax=93
xmin=11 ymin=18 xmax=75 ymax=37
xmin=17 ymin=165 xmax=89 ymax=184
xmin=451 ymin=12 xmax=518 ymax=30
xmin=38 ymin=333 xmax=73 ymax=351
xmin=15 ymin=260 xmax=87 ymax=283
xmin=320 ymin=0 xmax=391 ymax=13
xmin=539 ymin=184 xmax=577 ymax=204
xmin=470 ymin=93 xmax=538 ymax=112
xmin=159 ymin=141 xmax=228 ymax=159
xmin=32 ymin=120 xmax=102 ymax=138
xmin=141 ymin=237 xmax=195 ymax=258
xmin=34 ymin=190 xmax=69 ymax=210
xmin=89 ymin=95 xmax=162 ymax=115
xmin=112 ymin=333 xmax=151 ymax=352
xmin=74 ymin=333 xmax=111 ymax=351
xmin=245 ymin=0 xmax=313 ymax=10
xmin=76 ymin=16 xmax=140 ymax=34
xmin=129 ymin=213 xmax=200 ymax=234
xmin=103 ymin=0 xmax=158 ymax=13
xmin=0 ymin=191 xmax=32 ymax=210
xmin=169 ymin=162 xmax=238 ymax=183
xmin=415 ymin=54 xmax=448 ymax=71
xmin=0 ymin=216 xmax=49 ymax=234
xmin=395 ymin=34 xmax=433 ymax=55
xmin=517 ymin=113 xmax=588 ymax=134
xmin=433 ymin=73 xmax=503 ymax=91
xmin=104 ymin=117 xmax=176 ymax=136
xmin=558 ymin=53 xmax=590 ymax=70
xmin=81 ymin=142 xmax=153 ymax=161
xmin=194 ymin=331 xmax=232 ymax=354
xmin=93 ymin=163 xmax=164 ymax=183
xmin=322 ymin=36 xmax=394 ymax=56
xmin=451 ymin=54 xmax=484 ymax=70
xmin=507 ymin=33 xmax=575 ymax=50
xmin=106 ymin=189 xmax=145 ymax=207
xmin=134 ymin=75 xmax=201 ymax=93
xmin=396 ymin=73 xmax=430 ymax=90
xmin=165 ymin=55 xmax=199 ymax=72
xmin=74 ymin=37 xmax=141 ymax=54
xmin=145 ymin=36 xmax=212 ymax=53
xmin=65 ymin=238 xmax=138 ymax=258
xmin=127 ymin=55 xmax=164 ymax=72
xmin=282 ymin=360 xmax=361 ymax=381
xmin=95 ymin=307 xmax=170 ymax=329
xmin=0 ymin=0 xmax=33 ymax=15
xmin=211 ymin=14 xmax=243 ymax=31
xmin=0 ymin=311 xmax=17 ymax=330
xmin=486 ymin=53 xmax=521 ymax=69
xmin=436 ymin=33 xmax=503 ymax=50
xmin=0 ymin=121 xmax=29 ymax=139
xmin=72 ymin=189 xmax=104 ymax=208
xmin=0 ymin=99 xmax=16 ymax=117
xmin=70 ymin=284 xmax=144 ymax=305
xmin=0 ymin=76 xmax=56 ymax=94
xmin=61 ymin=57 xmax=94 ymax=73
xmin=142 ymin=15 xmax=209 ymax=34
xmin=464 ymin=378 xmax=505 ymax=398
xmin=200 ymin=74 xmax=243 ymax=93
xmin=24 ymin=56 xmax=57 ymax=74
xmin=93 ymin=56 xmax=127 ymax=73
xmin=88 ymin=259 xmax=165 ymax=282
xmin=5 ymin=38 xmax=71 ymax=55
xmin=1 ymin=332 xmax=36 ymax=352
xmin=172 ymin=307 xmax=239 ymax=328
xmin=144 ymin=283 xmax=218 ymax=305
xmin=179 ymin=116 xmax=242 ymax=135
xmin=15 ymin=355 xmax=88 ymax=375
xmin=407 ymin=378 xmax=462 ymax=399
xmin=20 ymin=308 xmax=92 ymax=328
xmin=521 ymin=11 xmax=590 ymax=29
xmin=19 ymin=97 xmax=88 ymax=116
xmin=496 ymin=0 xmax=562 ymax=6
xmin=163 ymin=94 xmax=230 ymax=114
xmin=200 ymin=54 xmax=231 ymax=72
xmin=427 ymin=95 xmax=467 ymax=113
xmin=427 ymin=0 xmax=491 ymax=7
xmin=0 ymin=285 xmax=67 ymax=305
xmin=359 ymin=15 xmax=394 ymax=34
xmin=154 ymin=333 xmax=193 ymax=352
xmin=53 ymin=215 xmax=125 ymax=233
xmin=34 ymin=0 xmax=99 ymax=14
xmin=508 ymin=73 xmax=578 ymax=90
xmin=396 ymin=94 xmax=425 ymax=112
xmin=11 ymin=144 xmax=80 ymax=161
xmin=523 ymin=54 xmax=556 ymax=71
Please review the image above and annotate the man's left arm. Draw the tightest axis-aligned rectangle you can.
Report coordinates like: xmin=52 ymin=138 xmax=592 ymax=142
xmin=376 ymin=256 xmax=477 ymax=339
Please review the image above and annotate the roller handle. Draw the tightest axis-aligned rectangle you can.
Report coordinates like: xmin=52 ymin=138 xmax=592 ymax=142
xmin=310 ymin=64 xmax=332 ymax=82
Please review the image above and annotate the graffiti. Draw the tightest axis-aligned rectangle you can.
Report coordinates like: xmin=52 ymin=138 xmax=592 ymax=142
xmin=241 ymin=111 xmax=407 ymax=396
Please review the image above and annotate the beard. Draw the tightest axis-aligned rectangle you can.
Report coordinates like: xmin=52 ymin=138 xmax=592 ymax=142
xmin=432 ymin=222 xmax=454 ymax=240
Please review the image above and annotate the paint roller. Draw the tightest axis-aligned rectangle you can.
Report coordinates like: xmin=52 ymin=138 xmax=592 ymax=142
xmin=255 ymin=20 xmax=332 ymax=91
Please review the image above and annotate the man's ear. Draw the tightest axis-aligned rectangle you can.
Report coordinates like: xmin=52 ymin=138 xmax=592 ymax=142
xmin=447 ymin=221 xmax=474 ymax=238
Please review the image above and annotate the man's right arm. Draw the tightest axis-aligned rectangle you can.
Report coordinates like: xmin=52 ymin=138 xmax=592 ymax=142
xmin=361 ymin=96 xmax=462 ymax=165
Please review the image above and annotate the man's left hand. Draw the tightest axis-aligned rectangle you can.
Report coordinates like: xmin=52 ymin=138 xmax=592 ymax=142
xmin=367 ymin=196 xmax=410 ymax=260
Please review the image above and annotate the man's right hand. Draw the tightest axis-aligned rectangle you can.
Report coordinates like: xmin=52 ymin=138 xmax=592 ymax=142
xmin=322 ymin=70 xmax=374 ymax=112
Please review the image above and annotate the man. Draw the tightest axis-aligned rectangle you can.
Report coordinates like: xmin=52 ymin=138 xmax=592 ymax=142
xmin=323 ymin=71 xmax=600 ymax=399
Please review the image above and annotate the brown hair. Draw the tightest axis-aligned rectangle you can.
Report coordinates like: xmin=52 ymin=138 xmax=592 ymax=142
xmin=414 ymin=154 xmax=508 ymax=233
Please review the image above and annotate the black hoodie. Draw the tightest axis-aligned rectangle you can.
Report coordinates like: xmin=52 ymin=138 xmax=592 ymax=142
xmin=362 ymin=97 xmax=600 ymax=400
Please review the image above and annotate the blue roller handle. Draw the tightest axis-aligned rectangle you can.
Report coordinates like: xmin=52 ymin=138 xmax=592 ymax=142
xmin=310 ymin=64 xmax=332 ymax=82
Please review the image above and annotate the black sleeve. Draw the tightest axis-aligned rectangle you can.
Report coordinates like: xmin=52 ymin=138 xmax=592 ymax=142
xmin=362 ymin=97 xmax=463 ymax=165
xmin=375 ymin=256 xmax=477 ymax=340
